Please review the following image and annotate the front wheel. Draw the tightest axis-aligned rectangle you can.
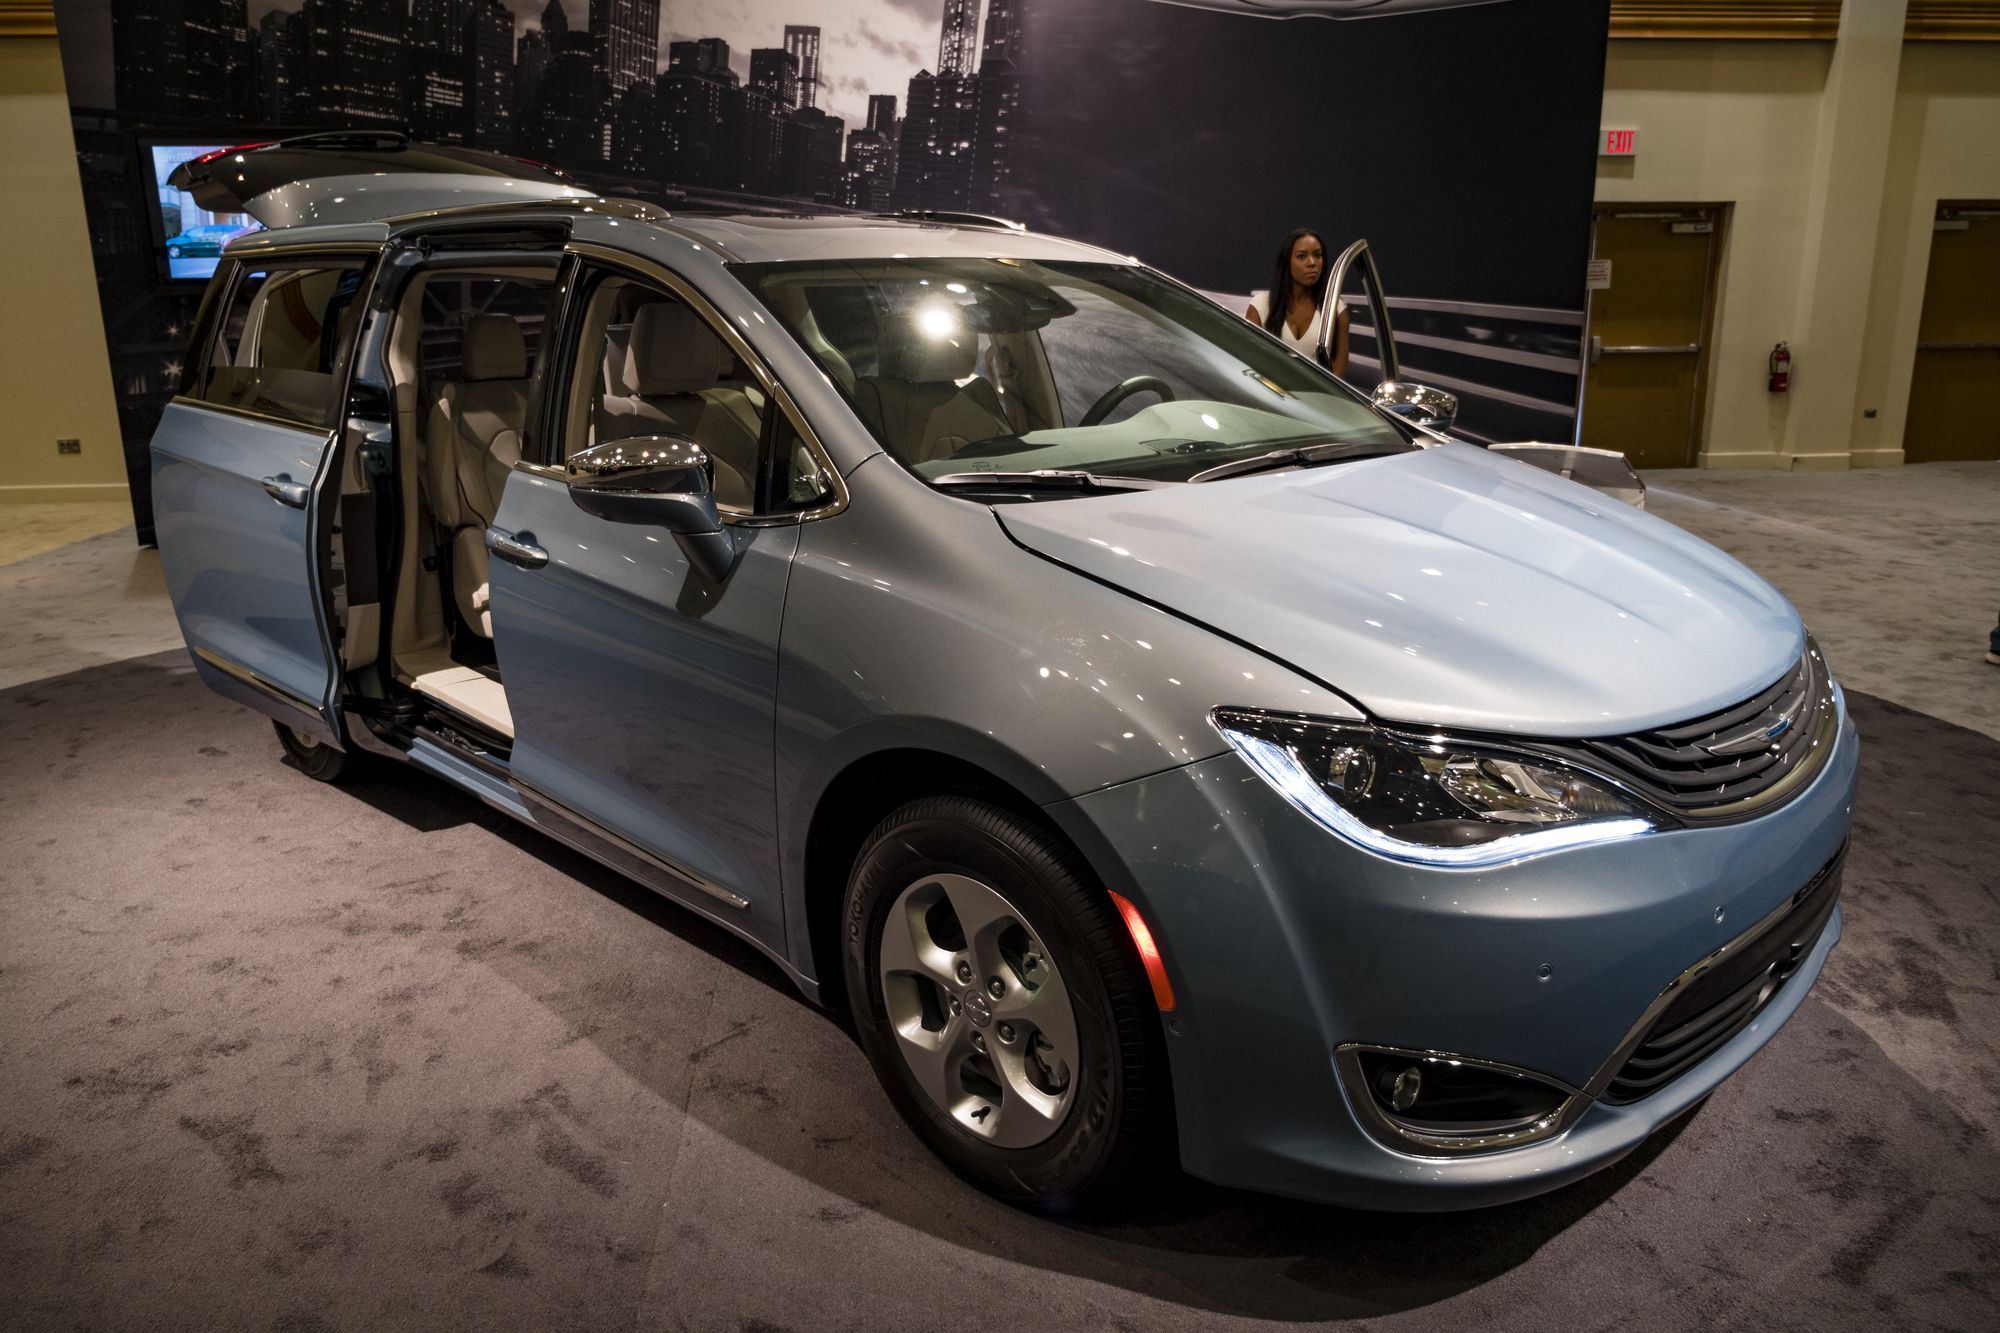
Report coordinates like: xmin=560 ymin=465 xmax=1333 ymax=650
xmin=273 ymin=719 xmax=355 ymax=784
xmin=842 ymin=796 xmax=1173 ymax=1210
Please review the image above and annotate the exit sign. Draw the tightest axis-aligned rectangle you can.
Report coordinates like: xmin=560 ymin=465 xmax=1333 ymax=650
xmin=1601 ymin=128 xmax=1639 ymax=156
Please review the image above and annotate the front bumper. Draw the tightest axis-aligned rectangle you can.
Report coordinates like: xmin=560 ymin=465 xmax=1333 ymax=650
xmin=1050 ymin=699 xmax=1859 ymax=1211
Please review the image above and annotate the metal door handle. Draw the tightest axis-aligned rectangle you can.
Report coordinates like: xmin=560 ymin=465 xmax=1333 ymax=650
xmin=260 ymin=474 xmax=310 ymax=508
xmin=486 ymin=528 xmax=548 ymax=570
xmin=1915 ymin=340 xmax=2000 ymax=352
xmin=1599 ymin=343 xmax=1700 ymax=355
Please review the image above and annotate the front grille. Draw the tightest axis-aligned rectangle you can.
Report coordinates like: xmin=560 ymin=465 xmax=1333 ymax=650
xmin=1573 ymin=640 xmax=1835 ymax=818
xmin=1600 ymin=847 xmax=1845 ymax=1105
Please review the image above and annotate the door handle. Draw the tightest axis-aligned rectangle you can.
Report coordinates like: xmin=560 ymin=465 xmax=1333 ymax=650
xmin=260 ymin=474 xmax=310 ymax=508
xmin=486 ymin=527 xmax=549 ymax=570
xmin=1599 ymin=343 xmax=1700 ymax=355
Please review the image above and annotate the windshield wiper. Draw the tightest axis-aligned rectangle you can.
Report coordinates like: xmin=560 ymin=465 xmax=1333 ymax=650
xmin=928 ymin=469 xmax=1173 ymax=493
xmin=1187 ymin=440 xmax=1408 ymax=484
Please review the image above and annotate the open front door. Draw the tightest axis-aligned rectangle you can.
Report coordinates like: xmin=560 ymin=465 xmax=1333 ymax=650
xmin=1324 ymin=239 xmax=1462 ymax=431
xmin=152 ymin=252 xmax=379 ymax=746
xmin=1323 ymin=238 xmax=1397 ymax=382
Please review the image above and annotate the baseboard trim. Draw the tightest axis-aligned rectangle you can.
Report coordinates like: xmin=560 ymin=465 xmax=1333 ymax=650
xmin=1786 ymin=452 xmax=1852 ymax=473
xmin=1695 ymin=451 xmax=1788 ymax=470
xmin=0 ymin=483 xmax=133 ymax=505
xmin=1848 ymin=449 xmax=1906 ymax=469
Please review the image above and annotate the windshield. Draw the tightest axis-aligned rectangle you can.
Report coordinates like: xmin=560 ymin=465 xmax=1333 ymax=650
xmin=734 ymin=258 xmax=1410 ymax=487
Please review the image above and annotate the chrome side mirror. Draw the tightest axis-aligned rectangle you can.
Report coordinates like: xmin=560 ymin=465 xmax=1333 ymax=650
xmin=567 ymin=435 xmax=739 ymax=581
xmin=1373 ymin=380 xmax=1459 ymax=431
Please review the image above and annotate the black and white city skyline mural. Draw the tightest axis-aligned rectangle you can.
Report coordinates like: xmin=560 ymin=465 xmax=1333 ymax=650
xmin=58 ymin=0 xmax=1025 ymax=214
xmin=53 ymin=0 xmax=1611 ymax=539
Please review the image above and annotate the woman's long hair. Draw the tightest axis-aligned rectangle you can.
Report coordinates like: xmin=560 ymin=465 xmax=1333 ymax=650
xmin=1263 ymin=227 xmax=1330 ymax=337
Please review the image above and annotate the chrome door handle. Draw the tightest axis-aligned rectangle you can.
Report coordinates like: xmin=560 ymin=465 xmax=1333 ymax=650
xmin=1599 ymin=343 xmax=1700 ymax=355
xmin=486 ymin=528 xmax=548 ymax=570
xmin=260 ymin=474 xmax=310 ymax=508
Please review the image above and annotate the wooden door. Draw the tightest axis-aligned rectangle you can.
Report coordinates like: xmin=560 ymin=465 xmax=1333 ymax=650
xmin=1904 ymin=209 xmax=2000 ymax=464
xmin=1578 ymin=209 xmax=1719 ymax=470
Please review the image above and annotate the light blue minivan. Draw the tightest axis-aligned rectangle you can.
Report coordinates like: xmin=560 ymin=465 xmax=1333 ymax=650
xmin=153 ymin=136 xmax=1855 ymax=1212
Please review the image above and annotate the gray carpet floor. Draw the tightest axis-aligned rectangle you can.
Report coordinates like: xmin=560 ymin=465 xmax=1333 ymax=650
xmin=2 ymin=649 xmax=1997 ymax=1332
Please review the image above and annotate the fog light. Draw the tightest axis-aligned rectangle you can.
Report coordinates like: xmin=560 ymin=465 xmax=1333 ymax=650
xmin=1341 ymin=1045 xmax=1579 ymax=1156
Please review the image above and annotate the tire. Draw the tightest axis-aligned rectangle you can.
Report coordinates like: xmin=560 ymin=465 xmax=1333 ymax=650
xmin=842 ymin=795 xmax=1173 ymax=1211
xmin=273 ymin=719 xmax=355 ymax=784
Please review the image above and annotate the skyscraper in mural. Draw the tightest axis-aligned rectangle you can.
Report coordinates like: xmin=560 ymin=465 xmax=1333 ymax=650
xmin=307 ymin=0 xmax=408 ymax=127
xmin=590 ymin=0 xmax=660 ymax=99
xmin=466 ymin=0 xmax=516 ymax=147
xmin=896 ymin=0 xmax=1026 ymax=212
xmin=784 ymin=26 xmax=822 ymax=110
xmin=937 ymin=0 xmax=980 ymax=78
xmin=112 ymin=0 xmax=256 ymax=120
xmin=410 ymin=0 xmax=470 ymax=144
xmin=750 ymin=47 xmax=801 ymax=109
xmin=975 ymin=0 xmax=1021 ymax=209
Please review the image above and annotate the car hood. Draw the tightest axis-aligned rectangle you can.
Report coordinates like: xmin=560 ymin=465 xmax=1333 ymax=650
xmin=995 ymin=443 xmax=1803 ymax=738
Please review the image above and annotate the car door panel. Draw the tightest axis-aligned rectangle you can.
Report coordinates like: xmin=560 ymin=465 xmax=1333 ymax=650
xmin=153 ymin=408 xmax=343 ymax=742
xmin=487 ymin=469 xmax=799 ymax=945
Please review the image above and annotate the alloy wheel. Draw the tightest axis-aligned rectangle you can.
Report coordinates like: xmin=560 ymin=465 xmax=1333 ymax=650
xmin=877 ymin=872 xmax=1080 ymax=1149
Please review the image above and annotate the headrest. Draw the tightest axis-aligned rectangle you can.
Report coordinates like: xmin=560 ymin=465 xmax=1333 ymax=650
xmin=625 ymin=303 xmax=727 ymax=396
xmin=882 ymin=313 xmax=978 ymax=382
xmin=462 ymin=314 xmax=527 ymax=382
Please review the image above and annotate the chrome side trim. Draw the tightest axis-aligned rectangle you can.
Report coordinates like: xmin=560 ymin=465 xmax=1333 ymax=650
xmin=1334 ymin=1044 xmax=1586 ymax=1158
xmin=225 ymin=239 xmax=389 ymax=260
xmin=168 ymin=394 xmax=342 ymax=439
xmin=563 ymin=241 xmax=851 ymax=526
xmin=192 ymin=646 xmax=324 ymax=719
xmin=513 ymin=778 xmax=750 ymax=910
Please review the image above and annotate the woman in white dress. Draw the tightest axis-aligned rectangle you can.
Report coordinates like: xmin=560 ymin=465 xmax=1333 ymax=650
xmin=1246 ymin=227 xmax=1350 ymax=378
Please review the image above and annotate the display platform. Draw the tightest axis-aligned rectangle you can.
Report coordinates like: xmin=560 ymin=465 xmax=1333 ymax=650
xmin=0 ymin=647 xmax=1994 ymax=1330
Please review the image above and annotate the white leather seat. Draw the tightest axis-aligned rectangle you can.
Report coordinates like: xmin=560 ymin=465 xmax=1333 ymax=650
xmin=425 ymin=313 xmax=530 ymax=637
xmin=598 ymin=303 xmax=758 ymax=509
xmin=851 ymin=325 xmax=1013 ymax=463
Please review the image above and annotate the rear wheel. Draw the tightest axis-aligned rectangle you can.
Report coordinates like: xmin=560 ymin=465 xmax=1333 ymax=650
xmin=842 ymin=796 xmax=1173 ymax=1210
xmin=273 ymin=719 xmax=354 ymax=784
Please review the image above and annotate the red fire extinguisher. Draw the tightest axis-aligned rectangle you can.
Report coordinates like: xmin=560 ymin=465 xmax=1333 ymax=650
xmin=1768 ymin=341 xmax=1791 ymax=393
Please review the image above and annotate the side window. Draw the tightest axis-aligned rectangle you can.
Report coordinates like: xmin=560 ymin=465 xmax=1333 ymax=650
xmin=763 ymin=405 xmax=837 ymax=514
xmin=563 ymin=270 xmax=830 ymax=516
xmin=415 ymin=274 xmax=558 ymax=393
xmin=198 ymin=259 xmax=369 ymax=428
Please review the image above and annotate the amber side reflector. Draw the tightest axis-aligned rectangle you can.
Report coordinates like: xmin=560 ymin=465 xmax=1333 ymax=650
xmin=1107 ymin=890 xmax=1176 ymax=1012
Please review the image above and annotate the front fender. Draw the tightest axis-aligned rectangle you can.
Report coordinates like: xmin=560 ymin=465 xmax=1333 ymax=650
xmin=772 ymin=459 xmax=1360 ymax=984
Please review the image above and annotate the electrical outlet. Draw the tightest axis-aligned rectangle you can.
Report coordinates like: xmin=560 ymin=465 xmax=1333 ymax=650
xmin=56 ymin=438 xmax=81 ymax=455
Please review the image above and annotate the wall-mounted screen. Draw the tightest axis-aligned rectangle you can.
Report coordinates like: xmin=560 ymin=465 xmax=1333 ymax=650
xmin=142 ymin=142 xmax=263 ymax=282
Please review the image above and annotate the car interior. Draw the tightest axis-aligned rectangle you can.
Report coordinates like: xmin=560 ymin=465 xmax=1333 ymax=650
xmin=366 ymin=263 xmax=796 ymax=748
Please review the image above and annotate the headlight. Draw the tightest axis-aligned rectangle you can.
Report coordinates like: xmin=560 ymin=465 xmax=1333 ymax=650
xmin=1213 ymin=708 xmax=1672 ymax=867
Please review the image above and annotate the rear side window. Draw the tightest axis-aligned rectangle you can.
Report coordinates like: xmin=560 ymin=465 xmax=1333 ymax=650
xmin=197 ymin=259 xmax=369 ymax=428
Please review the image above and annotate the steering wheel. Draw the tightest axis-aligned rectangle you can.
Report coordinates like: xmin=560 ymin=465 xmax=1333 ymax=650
xmin=1079 ymin=376 xmax=1176 ymax=428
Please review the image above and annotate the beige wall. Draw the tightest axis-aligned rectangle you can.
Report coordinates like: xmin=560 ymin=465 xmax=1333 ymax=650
xmin=1854 ymin=41 xmax=2000 ymax=465
xmin=1598 ymin=28 xmax=2000 ymax=469
xmin=0 ymin=36 xmax=127 ymax=503
xmin=1597 ymin=40 xmax=1834 ymax=466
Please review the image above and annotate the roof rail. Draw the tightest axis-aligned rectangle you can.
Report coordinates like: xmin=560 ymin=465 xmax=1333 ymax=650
xmin=273 ymin=129 xmax=414 ymax=151
xmin=877 ymin=209 xmax=1027 ymax=233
